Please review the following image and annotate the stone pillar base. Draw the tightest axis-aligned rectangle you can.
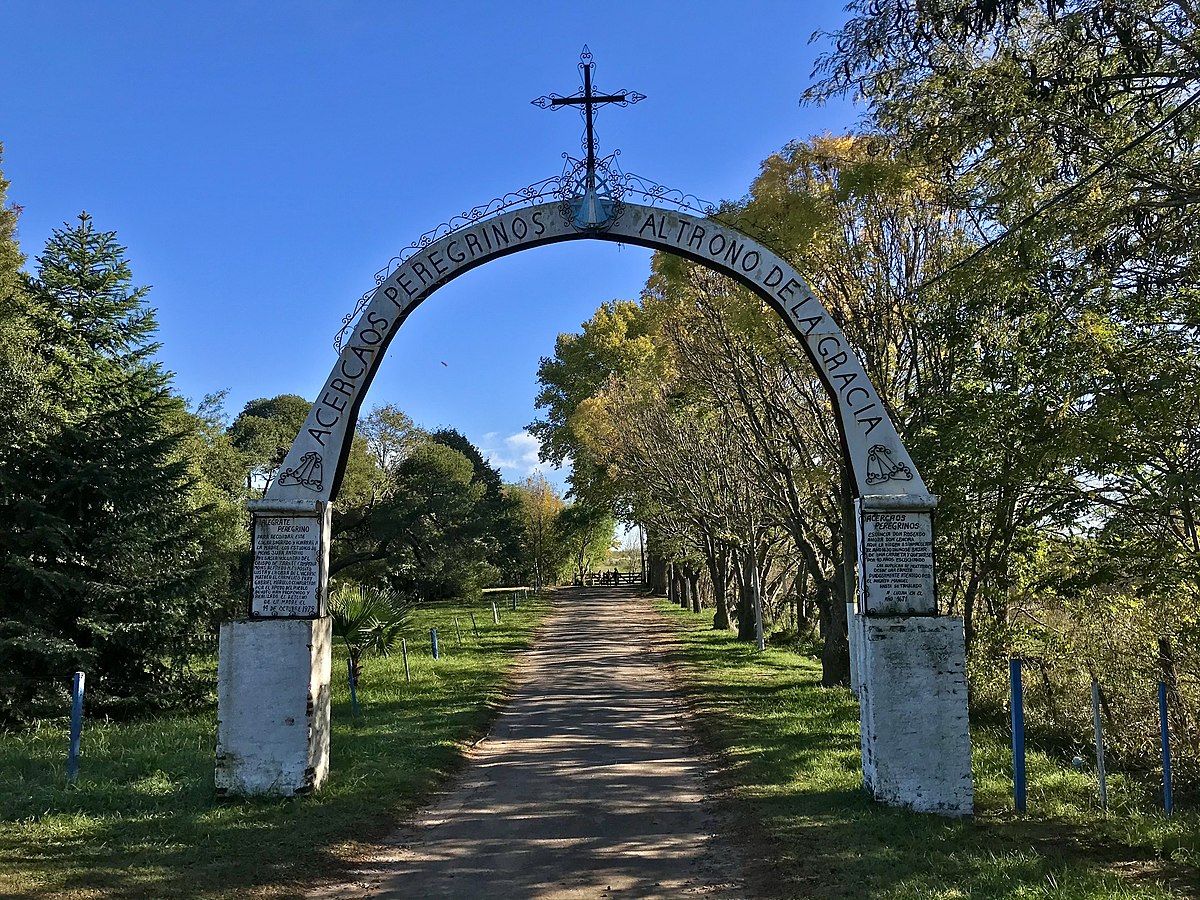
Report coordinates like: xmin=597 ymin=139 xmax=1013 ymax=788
xmin=853 ymin=613 xmax=973 ymax=816
xmin=215 ymin=617 xmax=331 ymax=797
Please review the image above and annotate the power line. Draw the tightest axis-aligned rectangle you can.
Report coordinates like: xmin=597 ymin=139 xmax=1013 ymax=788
xmin=914 ymin=86 xmax=1200 ymax=295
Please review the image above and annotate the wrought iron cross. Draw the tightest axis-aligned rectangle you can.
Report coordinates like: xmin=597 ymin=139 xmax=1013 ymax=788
xmin=532 ymin=46 xmax=645 ymax=192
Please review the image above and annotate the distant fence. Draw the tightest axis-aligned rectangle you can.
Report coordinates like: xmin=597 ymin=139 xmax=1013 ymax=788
xmin=576 ymin=571 xmax=641 ymax=587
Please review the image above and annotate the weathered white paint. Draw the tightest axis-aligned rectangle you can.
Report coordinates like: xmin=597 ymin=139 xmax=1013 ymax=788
xmin=855 ymin=613 xmax=973 ymax=816
xmin=265 ymin=202 xmax=929 ymax=505
xmin=215 ymin=617 xmax=331 ymax=797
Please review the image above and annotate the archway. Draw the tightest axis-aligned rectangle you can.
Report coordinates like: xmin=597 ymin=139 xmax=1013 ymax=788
xmin=266 ymin=201 xmax=926 ymax=508
xmin=215 ymin=195 xmax=973 ymax=816
xmin=215 ymin=50 xmax=972 ymax=816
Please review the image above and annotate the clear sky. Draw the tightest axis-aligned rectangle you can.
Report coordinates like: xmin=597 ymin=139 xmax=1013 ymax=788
xmin=1 ymin=1 xmax=857 ymax=490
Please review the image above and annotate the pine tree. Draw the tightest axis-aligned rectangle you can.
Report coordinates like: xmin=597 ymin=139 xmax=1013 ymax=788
xmin=0 ymin=213 xmax=221 ymax=722
xmin=0 ymin=146 xmax=40 ymax=457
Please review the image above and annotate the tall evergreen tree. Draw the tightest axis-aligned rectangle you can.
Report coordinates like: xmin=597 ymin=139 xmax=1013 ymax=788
xmin=0 ymin=146 xmax=41 ymax=459
xmin=0 ymin=213 xmax=221 ymax=722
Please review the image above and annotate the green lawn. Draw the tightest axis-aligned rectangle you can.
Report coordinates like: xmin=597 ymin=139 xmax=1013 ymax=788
xmin=6 ymin=593 xmax=1195 ymax=899
xmin=0 ymin=593 xmax=549 ymax=899
xmin=656 ymin=600 xmax=1200 ymax=900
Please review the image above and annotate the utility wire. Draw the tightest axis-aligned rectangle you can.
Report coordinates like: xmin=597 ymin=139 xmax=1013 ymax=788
xmin=913 ymin=86 xmax=1200 ymax=295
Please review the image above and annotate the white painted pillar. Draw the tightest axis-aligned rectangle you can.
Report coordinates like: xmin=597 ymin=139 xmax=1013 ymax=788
xmin=853 ymin=494 xmax=973 ymax=816
xmin=215 ymin=499 xmax=334 ymax=797
xmin=216 ymin=617 xmax=332 ymax=796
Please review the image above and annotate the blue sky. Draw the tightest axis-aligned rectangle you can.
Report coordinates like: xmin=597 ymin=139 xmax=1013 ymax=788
xmin=1 ymin=1 xmax=856 ymax=490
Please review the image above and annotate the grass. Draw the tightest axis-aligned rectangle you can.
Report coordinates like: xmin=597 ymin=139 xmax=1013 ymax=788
xmin=655 ymin=600 xmax=1200 ymax=900
xmin=0 ymin=592 xmax=550 ymax=899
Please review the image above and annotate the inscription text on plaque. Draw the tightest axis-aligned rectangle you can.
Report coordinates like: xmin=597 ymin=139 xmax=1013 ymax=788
xmin=252 ymin=515 xmax=321 ymax=617
xmin=859 ymin=509 xmax=935 ymax=615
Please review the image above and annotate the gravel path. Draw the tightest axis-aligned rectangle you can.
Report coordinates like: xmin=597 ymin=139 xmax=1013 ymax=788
xmin=312 ymin=587 xmax=754 ymax=899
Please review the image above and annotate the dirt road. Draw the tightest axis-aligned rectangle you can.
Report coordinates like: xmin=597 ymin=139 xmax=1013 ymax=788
xmin=313 ymin=587 xmax=754 ymax=899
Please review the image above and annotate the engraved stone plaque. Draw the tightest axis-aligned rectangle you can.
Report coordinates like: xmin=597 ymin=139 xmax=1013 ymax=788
xmin=859 ymin=509 xmax=936 ymax=615
xmin=252 ymin=515 xmax=321 ymax=617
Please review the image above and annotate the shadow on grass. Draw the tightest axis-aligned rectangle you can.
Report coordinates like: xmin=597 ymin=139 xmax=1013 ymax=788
xmin=656 ymin=601 xmax=1200 ymax=900
xmin=0 ymin=598 xmax=550 ymax=899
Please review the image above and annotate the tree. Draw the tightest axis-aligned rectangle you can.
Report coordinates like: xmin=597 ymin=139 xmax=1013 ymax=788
xmin=362 ymin=404 xmax=426 ymax=473
xmin=173 ymin=392 xmax=253 ymax=626
xmin=557 ymin=503 xmax=616 ymax=581
xmin=507 ymin=474 xmax=568 ymax=588
xmin=227 ymin=394 xmax=317 ymax=495
xmin=430 ymin=428 xmax=526 ymax=584
xmin=0 ymin=213 xmax=226 ymax=721
xmin=332 ymin=442 xmax=494 ymax=602
xmin=228 ymin=394 xmax=377 ymax=502
xmin=328 ymin=582 xmax=411 ymax=684
xmin=530 ymin=300 xmax=663 ymax=512
xmin=807 ymin=0 xmax=1200 ymax=289
xmin=0 ymin=146 xmax=41 ymax=462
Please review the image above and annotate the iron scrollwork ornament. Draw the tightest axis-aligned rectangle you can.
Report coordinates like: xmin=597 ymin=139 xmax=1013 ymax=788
xmin=865 ymin=445 xmax=914 ymax=486
xmin=331 ymin=47 xmax=771 ymax=353
xmin=533 ymin=45 xmax=645 ymax=232
xmin=278 ymin=452 xmax=325 ymax=492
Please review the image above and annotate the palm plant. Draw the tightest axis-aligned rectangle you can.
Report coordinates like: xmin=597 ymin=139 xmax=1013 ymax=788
xmin=328 ymin=583 xmax=411 ymax=684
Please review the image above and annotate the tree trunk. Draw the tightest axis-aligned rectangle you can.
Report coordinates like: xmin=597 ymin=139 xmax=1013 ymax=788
xmin=820 ymin=561 xmax=851 ymax=687
xmin=1159 ymin=636 xmax=1197 ymax=751
xmin=666 ymin=562 xmax=677 ymax=605
xmin=751 ymin=549 xmax=765 ymax=651
xmin=648 ymin=546 xmax=668 ymax=596
xmin=687 ymin=567 xmax=702 ymax=614
xmin=796 ymin=567 xmax=810 ymax=629
xmin=676 ymin=565 xmax=689 ymax=609
xmin=736 ymin=547 xmax=756 ymax=642
xmin=706 ymin=542 xmax=732 ymax=630
xmin=962 ymin=571 xmax=980 ymax=652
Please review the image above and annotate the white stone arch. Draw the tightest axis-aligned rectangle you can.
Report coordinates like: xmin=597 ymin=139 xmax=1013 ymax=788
xmin=266 ymin=201 xmax=929 ymax=505
xmin=220 ymin=199 xmax=972 ymax=817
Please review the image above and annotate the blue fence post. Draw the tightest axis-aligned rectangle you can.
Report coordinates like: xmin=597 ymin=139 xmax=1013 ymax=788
xmin=1010 ymin=658 xmax=1026 ymax=813
xmin=1159 ymin=681 xmax=1174 ymax=815
xmin=347 ymin=658 xmax=359 ymax=719
xmin=1091 ymin=677 xmax=1108 ymax=811
xmin=67 ymin=671 xmax=85 ymax=783
xmin=430 ymin=627 xmax=439 ymax=660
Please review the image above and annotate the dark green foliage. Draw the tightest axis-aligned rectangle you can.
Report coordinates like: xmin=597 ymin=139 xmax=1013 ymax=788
xmin=225 ymin=405 xmax=527 ymax=607
xmin=328 ymin=582 xmax=411 ymax=684
xmin=226 ymin=393 xmax=313 ymax=495
xmin=0 ymin=147 xmax=40 ymax=463
xmin=0 ymin=213 xmax=226 ymax=723
xmin=332 ymin=441 xmax=495 ymax=603
xmin=430 ymin=428 xmax=526 ymax=585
